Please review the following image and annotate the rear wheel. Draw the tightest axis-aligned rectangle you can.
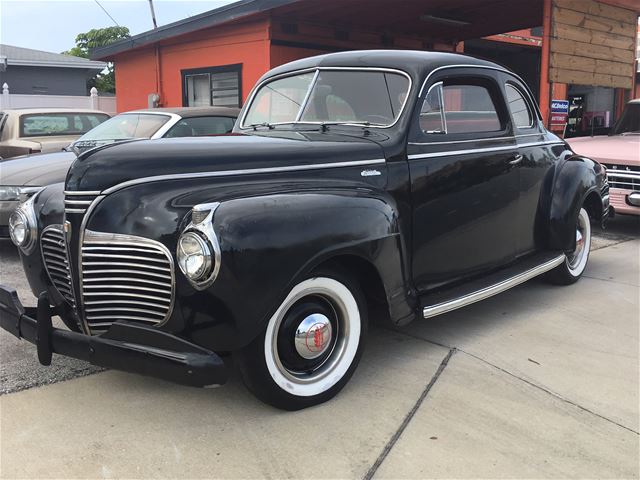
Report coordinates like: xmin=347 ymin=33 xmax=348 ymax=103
xmin=234 ymin=268 xmax=367 ymax=410
xmin=546 ymin=207 xmax=591 ymax=285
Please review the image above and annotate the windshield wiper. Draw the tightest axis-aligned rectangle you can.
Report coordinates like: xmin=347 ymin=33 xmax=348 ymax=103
xmin=317 ymin=121 xmax=385 ymax=132
xmin=247 ymin=122 xmax=276 ymax=131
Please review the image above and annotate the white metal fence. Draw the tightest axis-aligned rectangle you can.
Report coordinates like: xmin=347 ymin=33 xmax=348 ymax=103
xmin=0 ymin=84 xmax=116 ymax=115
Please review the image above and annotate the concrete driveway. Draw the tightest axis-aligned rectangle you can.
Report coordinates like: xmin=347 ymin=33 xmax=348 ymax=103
xmin=0 ymin=217 xmax=638 ymax=479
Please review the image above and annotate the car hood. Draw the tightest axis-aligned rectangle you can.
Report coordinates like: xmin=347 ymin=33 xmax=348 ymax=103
xmin=66 ymin=132 xmax=387 ymax=193
xmin=567 ymin=135 xmax=640 ymax=166
xmin=0 ymin=151 xmax=76 ymax=186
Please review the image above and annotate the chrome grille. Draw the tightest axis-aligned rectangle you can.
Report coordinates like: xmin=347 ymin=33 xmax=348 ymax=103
xmin=81 ymin=230 xmax=174 ymax=334
xmin=603 ymin=164 xmax=640 ymax=191
xmin=41 ymin=225 xmax=75 ymax=306
xmin=63 ymin=191 xmax=100 ymax=215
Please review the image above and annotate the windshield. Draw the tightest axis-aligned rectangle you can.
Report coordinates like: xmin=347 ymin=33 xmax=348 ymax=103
xmin=76 ymin=113 xmax=170 ymax=141
xmin=611 ymin=103 xmax=640 ymax=135
xmin=242 ymin=69 xmax=410 ymax=128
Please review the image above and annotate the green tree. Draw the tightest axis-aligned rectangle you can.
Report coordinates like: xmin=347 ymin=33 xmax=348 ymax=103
xmin=62 ymin=26 xmax=130 ymax=94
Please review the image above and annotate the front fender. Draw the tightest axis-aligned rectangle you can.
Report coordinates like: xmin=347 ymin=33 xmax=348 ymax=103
xmin=198 ymin=191 xmax=406 ymax=350
xmin=89 ymin=184 xmax=407 ymax=351
xmin=547 ymin=154 xmax=605 ymax=252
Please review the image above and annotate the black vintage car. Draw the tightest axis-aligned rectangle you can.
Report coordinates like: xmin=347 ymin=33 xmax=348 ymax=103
xmin=1 ymin=51 xmax=608 ymax=410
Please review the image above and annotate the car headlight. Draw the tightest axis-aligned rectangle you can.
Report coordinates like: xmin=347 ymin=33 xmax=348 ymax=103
xmin=0 ymin=186 xmax=42 ymax=202
xmin=9 ymin=210 xmax=28 ymax=245
xmin=8 ymin=192 xmax=39 ymax=253
xmin=177 ymin=202 xmax=221 ymax=290
xmin=177 ymin=232 xmax=212 ymax=281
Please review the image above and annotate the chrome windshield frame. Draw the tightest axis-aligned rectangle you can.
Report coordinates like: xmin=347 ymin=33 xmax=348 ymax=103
xmin=239 ymin=66 xmax=413 ymax=130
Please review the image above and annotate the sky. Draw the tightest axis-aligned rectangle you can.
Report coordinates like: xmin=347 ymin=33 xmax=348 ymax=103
xmin=0 ymin=0 xmax=237 ymax=54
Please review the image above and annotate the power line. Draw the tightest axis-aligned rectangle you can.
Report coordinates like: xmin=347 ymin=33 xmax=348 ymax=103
xmin=93 ymin=0 xmax=120 ymax=27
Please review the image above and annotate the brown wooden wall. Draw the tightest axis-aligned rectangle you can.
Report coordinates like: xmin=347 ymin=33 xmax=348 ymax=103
xmin=550 ymin=0 xmax=637 ymax=89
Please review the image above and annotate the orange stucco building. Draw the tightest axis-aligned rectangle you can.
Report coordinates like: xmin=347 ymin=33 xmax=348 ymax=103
xmin=92 ymin=0 xmax=639 ymax=131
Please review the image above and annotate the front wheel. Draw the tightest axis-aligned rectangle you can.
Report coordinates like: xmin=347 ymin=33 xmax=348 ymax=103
xmin=546 ymin=207 xmax=591 ymax=285
xmin=234 ymin=268 xmax=367 ymax=410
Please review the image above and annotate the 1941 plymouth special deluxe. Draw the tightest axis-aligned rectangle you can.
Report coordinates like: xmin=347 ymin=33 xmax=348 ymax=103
xmin=0 ymin=51 xmax=608 ymax=410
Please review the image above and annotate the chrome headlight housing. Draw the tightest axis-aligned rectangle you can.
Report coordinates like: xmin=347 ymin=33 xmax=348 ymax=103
xmin=0 ymin=186 xmax=42 ymax=202
xmin=177 ymin=202 xmax=221 ymax=290
xmin=8 ymin=191 xmax=39 ymax=253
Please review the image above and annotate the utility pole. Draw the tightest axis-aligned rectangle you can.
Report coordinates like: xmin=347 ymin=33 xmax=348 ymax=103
xmin=148 ymin=0 xmax=158 ymax=29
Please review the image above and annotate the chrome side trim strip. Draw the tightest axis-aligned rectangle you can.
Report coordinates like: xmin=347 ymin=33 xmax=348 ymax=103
xmin=422 ymin=254 xmax=565 ymax=319
xmin=408 ymin=133 xmax=548 ymax=146
xmin=408 ymin=141 xmax=565 ymax=160
xmin=519 ymin=140 xmax=565 ymax=148
xmin=65 ymin=208 xmax=87 ymax=214
xmin=409 ymin=145 xmax=516 ymax=159
xmin=410 ymin=136 xmax=515 ymax=146
xmin=101 ymin=158 xmax=386 ymax=195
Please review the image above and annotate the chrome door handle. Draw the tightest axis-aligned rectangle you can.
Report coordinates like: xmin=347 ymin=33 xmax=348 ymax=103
xmin=509 ymin=154 xmax=523 ymax=165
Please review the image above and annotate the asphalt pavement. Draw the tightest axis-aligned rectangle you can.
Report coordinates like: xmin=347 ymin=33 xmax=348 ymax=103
xmin=0 ymin=215 xmax=638 ymax=478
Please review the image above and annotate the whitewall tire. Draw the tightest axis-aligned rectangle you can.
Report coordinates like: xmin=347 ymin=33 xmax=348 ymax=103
xmin=546 ymin=207 xmax=591 ymax=285
xmin=235 ymin=267 xmax=367 ymax=410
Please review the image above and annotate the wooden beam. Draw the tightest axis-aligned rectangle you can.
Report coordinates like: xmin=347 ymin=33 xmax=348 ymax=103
xmin=549 ymin=67 xmax=633 ymax=88
xmin=553 ymin=23 xmax=636 ymax=50
xmin=550 ymin=52 xmax=634 ymax=77
xmin=551 ymin=38 xmax=634 ymax=63
xmin=555 ymin=0 xmax=637 ymax=22
xmin=554 ymin=6 xmax=636 ymax=37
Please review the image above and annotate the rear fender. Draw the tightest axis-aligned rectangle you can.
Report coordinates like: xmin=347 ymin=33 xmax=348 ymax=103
xmin=547 ymin=155 xmax=604 ymax=252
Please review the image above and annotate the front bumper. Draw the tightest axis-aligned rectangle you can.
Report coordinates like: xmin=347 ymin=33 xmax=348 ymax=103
xmin=0 ymin=286 xmax=229 ymax=388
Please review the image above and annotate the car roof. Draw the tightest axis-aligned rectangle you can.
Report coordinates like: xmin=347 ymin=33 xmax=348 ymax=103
xmin=262 ymin=49 xmax=505 ymax=84
xmin=2 ymin=108 xmax=110 ymax=115
xmin=629 ymin=99 xmax=640 ymax=104
xmin=123 ymin=106 xmax=241 ymax=118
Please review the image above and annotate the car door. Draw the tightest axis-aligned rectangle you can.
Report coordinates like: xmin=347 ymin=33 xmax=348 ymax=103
xmin=408 ymin=69 xmax=521 ymax=291
xmin=501 ymin=77 xmax=557 ymax=256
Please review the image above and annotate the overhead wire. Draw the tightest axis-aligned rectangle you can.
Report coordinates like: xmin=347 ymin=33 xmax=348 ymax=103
xmin=93 ymin=0 xmax=120 ymax=27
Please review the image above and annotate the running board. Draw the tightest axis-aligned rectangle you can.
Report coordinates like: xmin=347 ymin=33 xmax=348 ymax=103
xmin=422 ymin=253 xmax=565 ymax=319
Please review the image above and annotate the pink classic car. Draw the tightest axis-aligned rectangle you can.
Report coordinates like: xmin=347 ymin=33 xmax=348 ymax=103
xmin=568 ymin=99 xmax=640 ymax=216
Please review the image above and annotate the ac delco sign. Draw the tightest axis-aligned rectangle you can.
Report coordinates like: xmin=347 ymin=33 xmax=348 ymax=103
xmin=550 ymin=100 xmax=569 ymax=126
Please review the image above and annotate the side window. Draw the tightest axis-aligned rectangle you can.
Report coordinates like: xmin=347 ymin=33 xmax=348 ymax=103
xmin=418 ymin=79 xmax=503 ymax=136
xmin=420 ymin=82 xmax=446 ymax=133
xmin=505 ymin=84 xmax=533 ymax=129
xmin=165 ymin=116 xmax=236 ymax=138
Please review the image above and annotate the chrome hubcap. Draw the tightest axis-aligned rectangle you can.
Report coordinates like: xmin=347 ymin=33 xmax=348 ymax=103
xmin=294 ymin=313 xmax=333 ymax=359
xmin=567 ymin=210 xmax=588 ymax=270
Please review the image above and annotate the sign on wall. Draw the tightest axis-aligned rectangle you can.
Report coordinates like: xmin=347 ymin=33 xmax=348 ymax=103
xmin=550 ymin=99 xmax=570 ymax=126
xmin=550 ymin=0 xmax=636 ymax=89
